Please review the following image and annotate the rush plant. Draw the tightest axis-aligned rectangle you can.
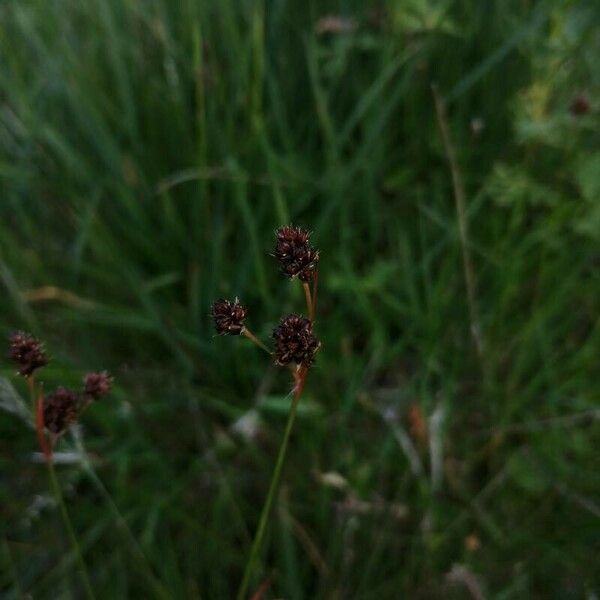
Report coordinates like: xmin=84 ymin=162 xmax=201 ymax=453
xmin=212 ymin=225 xmax=320 ymax=599
xmin=7 ymin=331 xmax=112 ymax=600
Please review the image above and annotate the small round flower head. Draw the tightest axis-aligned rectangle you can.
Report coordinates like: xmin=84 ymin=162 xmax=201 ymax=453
xmin=43 ymin=387 xmax=80 ymax=436
xmin=272 ymin=314 xmax=320 ymax=367
xmin=8 ymin=331 xmax=49 ymax=376
xmin=274 ymin=225 xmax=319 ymax=282
xmin=83 ymin=371 xmax=113 ymax=400
xmin=211 ymin=298 xmax=248 ymax=335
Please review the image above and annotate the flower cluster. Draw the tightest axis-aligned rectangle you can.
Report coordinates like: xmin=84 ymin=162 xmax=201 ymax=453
xmin=43 ymin=387 xmax=80 ymax=435
xmin=43 ymin=372 xmax=112 ymax=437
xmin=8 ymin=331 xmax=48 ymax=376
xmin=7 ymin=331 xmax=112 ymax=440
xmin=212 ymin=225 xmax=321 ymax=370
xmin=272 ymin=314 xmax=320 ymax=367
xmin=83 ymin=371 xmax=114 ymax=401
xmin=274 ymin=225 xmax=319 ymax=282
xmin=211 ymin=298 xmax=247 ymax=335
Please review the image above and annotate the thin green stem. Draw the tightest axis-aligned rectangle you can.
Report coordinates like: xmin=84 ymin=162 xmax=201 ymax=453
xmin=243 ymin=328 xmax=271 ymax=355
xmin=243 ymin=328 xmax=296 ymax=381
xmin=302 ymin=281 xmax=314 ymax=321
xmin=236 ymin=371 xmax=306 ymax=600
xmin=47 ymin=461 xmax=96 ymax=600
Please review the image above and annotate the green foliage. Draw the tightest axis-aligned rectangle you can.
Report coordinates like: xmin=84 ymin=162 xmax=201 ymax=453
xmin=0 ymin=0 xmax=599 ymax=598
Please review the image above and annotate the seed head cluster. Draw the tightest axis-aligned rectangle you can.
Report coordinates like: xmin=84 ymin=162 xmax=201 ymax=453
xmin=43 ymin=387 xmax=80 ymax=436
xmin=43 ymin=372 xmax=112 ymax=437
xmin=6 ymin=331 xmax=113 ymax=443
xmin=83 ymin=371 xmax=113 ymax=400
xmin=274 ymin=226 xmax=319 ymax=282
xmin=212 ymin=225 xmax=321 ymax=371
xmin=272 ymin=314 xmax=320 ymax=367
xmin=8 ymin=331 xmax=49 ymax=376
xmin=212 ymin=298 xmax=248 ymax=335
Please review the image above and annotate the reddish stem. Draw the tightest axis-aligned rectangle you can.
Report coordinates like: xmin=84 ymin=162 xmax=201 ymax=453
xmin=294 ymin=364 xmax=308 ymax=397
xmin=35 ymin=389 xmax=52 ymax=463
xmin=250 ymin=575 xmax=273 ymax=600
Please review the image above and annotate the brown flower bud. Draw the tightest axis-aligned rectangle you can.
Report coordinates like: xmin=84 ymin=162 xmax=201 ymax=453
xmin=83 ymin=371 xmax=113 ymax=400
xmin=8 ymin=331 xmax=49 ymax=376
xmin=274 ymin=225 xmax=319 ymax=282
xmin=272 ymin=314 xmax=320 ymax=367
xmin=43 ymin=387 xmax=80 ymax=435
xmin=211 ymin=298 xmax=248 ymax=335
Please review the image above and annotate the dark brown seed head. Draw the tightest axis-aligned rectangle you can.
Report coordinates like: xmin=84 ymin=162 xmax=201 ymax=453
xmin=272 ymin=314 xmax=320 ymax=367
xmin=211 ymin=298 xmax=248 ymax=335
xmin=8 ymin=331 xmax=49 ymax=376
xmin=274 ymin=225 xmax=319 ymax=282
xmin=43 ymin=387 xmax=80 ymax=436
xmin=83 ymin=371 xmax=113 ymax=400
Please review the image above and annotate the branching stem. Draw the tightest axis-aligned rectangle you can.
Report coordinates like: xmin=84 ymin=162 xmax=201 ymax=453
xmin=243 ymin=328 xmax=271 ymax=355
xmin=27 ymin=375 xmax=95 ymax=599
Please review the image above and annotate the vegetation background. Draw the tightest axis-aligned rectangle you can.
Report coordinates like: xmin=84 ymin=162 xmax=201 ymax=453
xmin=1 ymin=0 xmax=599 ymax=598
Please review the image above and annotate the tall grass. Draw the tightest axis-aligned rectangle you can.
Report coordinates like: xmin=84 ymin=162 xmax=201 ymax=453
xmin=0 ymin=0 xmax=599 ymax=597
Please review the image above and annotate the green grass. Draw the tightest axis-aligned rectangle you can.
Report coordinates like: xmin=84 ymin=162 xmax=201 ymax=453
xmin=1 ymin=0 xmax=599 ymax=598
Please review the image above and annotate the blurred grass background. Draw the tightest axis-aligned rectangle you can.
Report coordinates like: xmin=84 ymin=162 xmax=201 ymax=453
xmin=0 ymin=0 xmax=599 ymax=598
